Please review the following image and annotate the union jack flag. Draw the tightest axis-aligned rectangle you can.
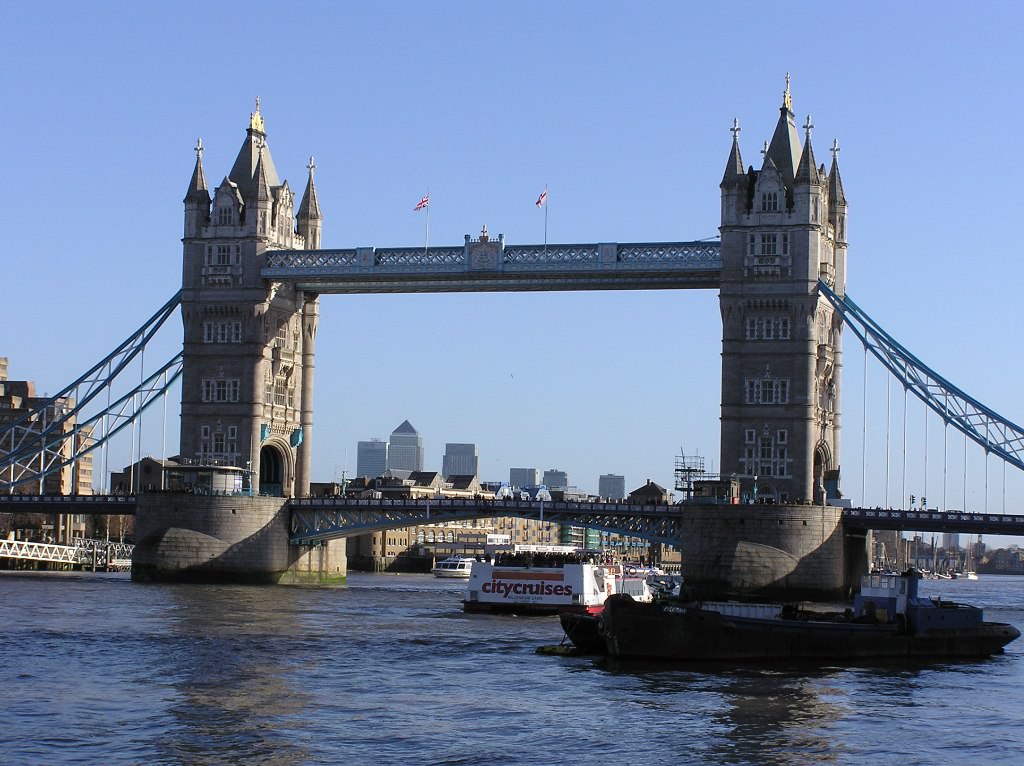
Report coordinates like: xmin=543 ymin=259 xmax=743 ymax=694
xmin=535 ymin=188 xmax=548 ymax=207
xmin=414 ymin=193 xmax=430 ymax=211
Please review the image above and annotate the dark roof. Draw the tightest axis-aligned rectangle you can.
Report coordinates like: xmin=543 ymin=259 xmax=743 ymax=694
xmin=298 ymin=162 xmax=322 ymax=220
xmin=628 ymin=480 xmax=668 ymax=499
xmin=447 ymin=475 xmax=480 ymax=491
xmin=392 ymin=419 xmax=418 ymax=435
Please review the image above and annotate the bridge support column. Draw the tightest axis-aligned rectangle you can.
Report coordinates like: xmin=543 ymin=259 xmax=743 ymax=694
xmin=131 ymin=495 xmax=346 ymax=584
xmin=294 ymin=293 xmax=318 ymax=497
xmin=677 ymin=503 xmax=855 ymax=600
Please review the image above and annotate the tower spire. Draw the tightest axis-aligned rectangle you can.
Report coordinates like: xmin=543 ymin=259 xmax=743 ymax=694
xmin=183 ymin=137 xmax=211 ymax=204
xmin=764 ymin=74 xmax=802 ymax=189
xmin=720 ymin=118 xmax=746 ymax=186
xmin=795 ymin=115 xmax=819 ymax=184
xmin=298 ymin=154 xmax=323 ymax=249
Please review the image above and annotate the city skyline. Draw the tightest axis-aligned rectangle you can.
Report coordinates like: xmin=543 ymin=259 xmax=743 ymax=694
xmin=2 ymin=4 xmax=1024 ymax=523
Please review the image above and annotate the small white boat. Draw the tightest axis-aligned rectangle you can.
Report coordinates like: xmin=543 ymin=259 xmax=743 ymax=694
xmin=431 ymin=555 xmax=476 ymax=578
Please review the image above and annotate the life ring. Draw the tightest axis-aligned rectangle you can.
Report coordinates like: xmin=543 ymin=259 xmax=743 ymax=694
xmin=625 ymin=566 xmax=638 ymax=576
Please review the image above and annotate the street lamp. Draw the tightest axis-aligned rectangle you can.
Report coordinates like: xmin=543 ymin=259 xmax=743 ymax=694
xmin=753 ymin=475 xmax=759 ymax=504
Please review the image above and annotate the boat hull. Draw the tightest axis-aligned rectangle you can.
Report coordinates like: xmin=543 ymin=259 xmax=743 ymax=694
xmin=599 ymin=595 xmax=1020 ymax=662
xmin=559 ymin=612 xmax=606 ymax=653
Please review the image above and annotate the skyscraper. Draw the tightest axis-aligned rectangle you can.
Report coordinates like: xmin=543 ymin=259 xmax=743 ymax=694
xmin=356 ymin=439 xmax=388 ymax=478
xmin=387 ymin=420 xmax=424 ymax=472
xmin=599 ymin=474 xmax=626 ymax=500
xmin=442 ymin=443 xmax=478 ymax=479
xmin=542 ymin=469 xmax=568 ymax=490
xmin=510 ymin=468 xmax=538 ymax=489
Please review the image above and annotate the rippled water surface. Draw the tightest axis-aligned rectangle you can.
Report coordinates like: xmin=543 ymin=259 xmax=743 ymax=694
xmin=2 ymin=572 xmax=1022 ymax=765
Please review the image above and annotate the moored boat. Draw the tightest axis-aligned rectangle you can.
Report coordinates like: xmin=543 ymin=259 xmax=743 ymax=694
xmin=462 ymin=544 xmax=654 ymax=616
xmin=597 ymin=569 xmax=1019 ymax=662
xmin=431 ymin=555 xmax=476 ymax=578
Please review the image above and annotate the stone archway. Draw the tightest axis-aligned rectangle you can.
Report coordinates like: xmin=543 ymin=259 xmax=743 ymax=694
xmin=259 ymin=443 xmax=286 ymax=497
xmin=813 ymin=444 xmax=832 ymax=505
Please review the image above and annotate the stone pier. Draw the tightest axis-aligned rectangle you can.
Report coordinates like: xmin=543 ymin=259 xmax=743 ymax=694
xmin=131 ymin=495 xmax=346 ymax=584
xmin=677 ymin=503 xmax=866 ymax=600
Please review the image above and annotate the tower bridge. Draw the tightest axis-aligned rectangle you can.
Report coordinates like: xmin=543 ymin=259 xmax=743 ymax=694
xmin=5 ymin=82 xmax=1024 ymax=593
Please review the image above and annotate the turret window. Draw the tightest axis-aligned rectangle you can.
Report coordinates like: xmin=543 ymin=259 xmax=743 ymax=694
xmin=201 ymin=378 xmax=241 ymax=402
xmin=745 ymin=316 xmax=791 ymax=341
xmin=203 ymin=320 xmax=242 ymax=344
xmin=740 ymin=428 xmax=791 ymax=478
xmin=745 ymin=374 xmax=790 ymax=405
xmin=217 ymin=206 xmax=233 ymax=226
xmin=761 ymin=192 xmax=779 ymax=212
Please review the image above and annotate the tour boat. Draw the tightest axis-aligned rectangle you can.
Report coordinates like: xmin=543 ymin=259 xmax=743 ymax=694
xmin=594 ymin=569 xmax=1019 ymax=661
xmin=462 ymin=544 xmax=654 ymax=616
xmin=431 ymin=555 xmax=476 ymax=578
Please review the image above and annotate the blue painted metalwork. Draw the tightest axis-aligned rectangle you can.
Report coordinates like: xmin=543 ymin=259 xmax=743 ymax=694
xmin=262 ymin=241 xmax=722 ymax=293
xmin=288 ymin=497 xmax=1024 ymax=544
xmin=0 ymin=293 xmax=183 ymax=491
xmin=0 ymin=494 xmax=137 ymax=514
xmin=289 ymin=497 xmax=683 ymax=546
xmin=819 ymin=280 xmax=1024 ymax=472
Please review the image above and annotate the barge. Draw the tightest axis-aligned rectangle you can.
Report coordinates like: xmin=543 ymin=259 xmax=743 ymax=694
xmin=594 ymin=569 xmax=1019 ymax=661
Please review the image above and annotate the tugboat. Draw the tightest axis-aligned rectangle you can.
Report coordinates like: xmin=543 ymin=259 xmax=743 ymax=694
xmin=595 ymin=569 xmax=1019 ymax=661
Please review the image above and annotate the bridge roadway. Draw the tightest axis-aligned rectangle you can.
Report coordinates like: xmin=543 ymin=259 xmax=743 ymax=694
xmin=288 ymin=497 xmax=1024 ymax=544
xmin=4 ymin=495 xmax=1023 ymax=542
xmin=262 ymin=240 xmax=722 ymax=293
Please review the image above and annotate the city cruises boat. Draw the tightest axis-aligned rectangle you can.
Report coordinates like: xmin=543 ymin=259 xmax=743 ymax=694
xmin=595 ymin=569 xmax=1020 ymax=661
xmin=431 ymin=555 xmax=477 ymax=578
xmin=462 ymin=544 xmax=654 ymax=616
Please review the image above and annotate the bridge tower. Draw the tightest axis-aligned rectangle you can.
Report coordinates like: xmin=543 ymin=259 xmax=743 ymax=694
xmin=718 ymin=80 xmax=848 ymax=505
xmin=180 ymin=101 xmax=322 ymax=497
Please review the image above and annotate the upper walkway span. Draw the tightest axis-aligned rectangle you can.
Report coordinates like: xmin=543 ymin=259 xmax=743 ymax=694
xmin=262 ymin=240 xmax=722 ymax=293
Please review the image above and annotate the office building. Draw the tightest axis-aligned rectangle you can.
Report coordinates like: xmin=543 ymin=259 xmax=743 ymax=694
xmin=599 ymin=474 xmax=626 ymax=500
xmin=442 ymin=443 xmax=478 ymax=479
xmin=510 ymin=468 xmax=538 ymax=489
xmin=356 ymin=439 xmax=388 ymax=478
xmin=387 ymin=420 xmax=424 ymax=472
xmin=542 ymin=469 xmax=568 ymax=490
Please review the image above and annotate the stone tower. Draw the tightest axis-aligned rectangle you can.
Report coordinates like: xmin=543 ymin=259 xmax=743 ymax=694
xmin=718 ymin=80 xmax=848 ymax=504
xmin=180 ymin=101 xmax=322 ymax=497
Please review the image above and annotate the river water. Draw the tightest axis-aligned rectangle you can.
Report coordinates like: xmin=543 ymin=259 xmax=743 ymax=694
xmin=1 ymin=572 xmax=1022 ymax=765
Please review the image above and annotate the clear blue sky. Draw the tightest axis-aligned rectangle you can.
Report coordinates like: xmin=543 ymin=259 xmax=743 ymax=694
xmin=3 ymin=2 xmax=1023 ymax=536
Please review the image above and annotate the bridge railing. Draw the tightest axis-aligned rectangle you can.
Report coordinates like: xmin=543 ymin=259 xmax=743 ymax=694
xmin=264 ymin=241 xmax=721 ymax=276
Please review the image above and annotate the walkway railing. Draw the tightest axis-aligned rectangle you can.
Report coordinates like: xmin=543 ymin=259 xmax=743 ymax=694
xmin=0 ymin=538 xmax=134 ymax=567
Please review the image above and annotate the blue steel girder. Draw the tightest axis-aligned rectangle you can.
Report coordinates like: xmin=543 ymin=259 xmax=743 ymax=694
xmin=0 ymin=355 xmax=182 ymax=491
xmin=842 ymin=507 xmax=1024 ymax=536
xmin=1 ymin=292 xmax=183 ymax=491
xmin=818 ymin=280 xmax=1024 ymax=473
xmin=263 ymin=241 xmax=722 ymax=293
xmin=288 ymin=498 xmax=683 ymax=546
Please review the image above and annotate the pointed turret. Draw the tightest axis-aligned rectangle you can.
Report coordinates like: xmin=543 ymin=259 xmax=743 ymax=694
xmin=184 ymin=138 xmax=211 ymax=204
xmin=184 ymin=138 xmax=211 ymax=237
xmin=828 ymin=139 xmax=847 ymax=207
xmin=721 ymin=118 xmax=746 ymax=187
xmin=297 ymin=156 xmax=323 ymax=249
xmin=229 ymin=97 xmax=281 ymax=201
xmin=253 ymin=142 xmax=272 ymax=203
xmin=764 ymin=75 xmax=802 ymax=190
xmin=795 ymin=119 xmax=820 ymax=185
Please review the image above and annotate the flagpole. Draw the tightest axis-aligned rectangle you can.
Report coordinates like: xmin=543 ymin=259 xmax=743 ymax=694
xmin=425 ymin=190 xmax=430 ymax=252
xmin=543 ymin=184 xmax=548 ymax=257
